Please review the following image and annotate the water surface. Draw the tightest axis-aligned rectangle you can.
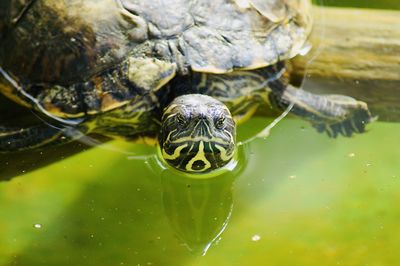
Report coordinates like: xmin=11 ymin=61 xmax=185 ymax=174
xmin=1 ymin=118 xmax=400 ymax=265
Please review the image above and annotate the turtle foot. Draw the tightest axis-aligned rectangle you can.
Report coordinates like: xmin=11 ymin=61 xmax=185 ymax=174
xmin=312 ymin=104 xmax=375 ymax=138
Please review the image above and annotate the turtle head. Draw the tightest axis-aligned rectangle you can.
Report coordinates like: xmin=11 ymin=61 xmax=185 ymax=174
xmin=160 ymin=94 xmax=236 ymax=173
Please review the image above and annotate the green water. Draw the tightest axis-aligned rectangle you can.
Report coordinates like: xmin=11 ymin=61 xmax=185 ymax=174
xmin=1 ymin=118 xmax=400 ymax=265
xmin=314 ymin=0 xmax=400 ymax=10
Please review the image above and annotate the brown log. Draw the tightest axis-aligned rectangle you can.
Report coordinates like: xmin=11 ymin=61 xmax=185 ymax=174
xmin=291 ymin=7 xmax=400 ymax=121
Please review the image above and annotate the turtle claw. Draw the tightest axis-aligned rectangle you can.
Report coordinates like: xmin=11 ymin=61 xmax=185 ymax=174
xmin=312 ymin=107 xmax=374 ymax=138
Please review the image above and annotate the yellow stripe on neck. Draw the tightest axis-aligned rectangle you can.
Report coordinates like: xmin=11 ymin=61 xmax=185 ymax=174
xmin=215 ymin=144 xmax=232 ymax=161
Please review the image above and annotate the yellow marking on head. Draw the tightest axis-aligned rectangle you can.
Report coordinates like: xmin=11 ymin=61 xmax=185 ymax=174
xmin=165 ymin=129 xmax=178 ymax=143
xmin=163 ymin=104 xmax=178 ymax=116
xmin=162 ymin=143 xmax=188 ymax=160
xmin=185 ymin=141 xmax=211 ymax=172
xmin=166 ymin=113 xmax=178 ymax=119
xmin=203 ymin=121 xmax=214 ymax=138
xmin=170 ymin=135 xmax=227 ymax=145
xmin=215 ymin=144 xmax=233 ymax=161
xmin=223 ymin=129 xmax=235 ymax=144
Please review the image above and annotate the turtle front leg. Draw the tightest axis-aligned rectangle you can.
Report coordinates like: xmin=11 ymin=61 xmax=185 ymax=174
xmin=0 ymin=124 xmax=83 ymax=152
xmin=269 ymin=84 xmax=373 ymax=137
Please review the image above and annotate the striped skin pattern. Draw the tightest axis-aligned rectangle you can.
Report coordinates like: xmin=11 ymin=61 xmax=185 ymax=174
xmin=160 ymin=94 xmax=235 ymax=173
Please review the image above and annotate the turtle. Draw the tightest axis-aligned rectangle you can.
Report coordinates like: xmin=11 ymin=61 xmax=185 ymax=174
xmin=0 ymin=0 xmax=372 ymax=173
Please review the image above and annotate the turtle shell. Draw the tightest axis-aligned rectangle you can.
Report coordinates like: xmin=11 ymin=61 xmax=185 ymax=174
xmin=0 ymin=0 xmax=312 ymax=119
xmin=120 ymin=0 xmax=312 ymax=73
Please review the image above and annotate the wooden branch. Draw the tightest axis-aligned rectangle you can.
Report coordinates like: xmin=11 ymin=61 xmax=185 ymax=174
xmin=291 ymin=7 xmax=400 ymax=121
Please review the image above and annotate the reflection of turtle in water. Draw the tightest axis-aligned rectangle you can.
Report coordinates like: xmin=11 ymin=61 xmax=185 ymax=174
xmin=0 ymin=0 xmax=372 ymax=173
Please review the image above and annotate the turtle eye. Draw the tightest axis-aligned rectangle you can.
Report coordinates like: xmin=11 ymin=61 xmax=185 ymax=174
xmin=176 ymin=113 xmax=186 ymax=126
xmin=215 ymin=116 xmax=225 ymax=129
